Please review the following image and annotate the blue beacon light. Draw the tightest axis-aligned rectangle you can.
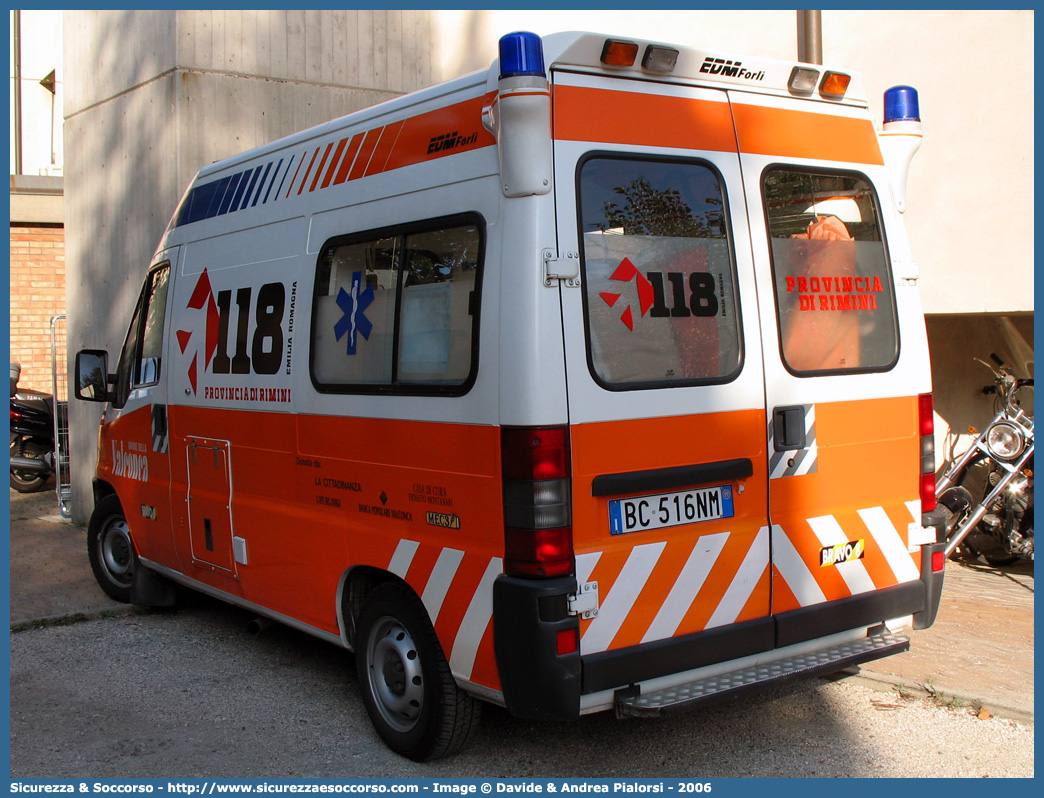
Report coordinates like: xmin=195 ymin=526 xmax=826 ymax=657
xmin=499 ymin=31 xmax=545 ymax=79
xmin=884 ymin=85 xmax=920 ymax=124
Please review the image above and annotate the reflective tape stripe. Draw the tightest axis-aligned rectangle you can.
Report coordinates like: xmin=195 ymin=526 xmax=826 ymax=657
xmin=807 ymin=514 xmax=876 ymax=595
xmin=387 ymin=538 xmax=419 ymax=578
xmin=858 ymin=506 xmax=920 ymax=583
xmin=706 ymin=525 xmax=769 ymax=628
xmin=905 ymin=500 xmax=921 ymax=522
xmin=642 ymin=531 xmax=730 ymax=643
xmin=582 ymin=541 xmax=666 ymax=654
xmin=420 ymin=547 xmax=465 ymax=624
xmin=449 ymin=557 xmax=502 ymax=680
xmin=772 ymin=524 xmax=828 ymax=607
xmin=575 ymin=551 xmax=602 ymax=587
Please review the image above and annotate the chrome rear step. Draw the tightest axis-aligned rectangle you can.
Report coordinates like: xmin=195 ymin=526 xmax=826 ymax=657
xmin=614 ymin=631 xmax=909 ymax=717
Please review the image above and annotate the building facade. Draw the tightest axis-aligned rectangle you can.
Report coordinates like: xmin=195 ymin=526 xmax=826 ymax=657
xmin=10 ymin=9 xmax=65 ymax=394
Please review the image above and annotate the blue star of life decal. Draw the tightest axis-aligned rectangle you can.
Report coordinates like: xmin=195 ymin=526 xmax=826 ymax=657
xmin=333 ymin=271 xmax=374 ymax=355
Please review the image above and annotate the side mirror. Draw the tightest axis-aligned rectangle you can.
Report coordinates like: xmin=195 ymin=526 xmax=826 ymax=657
xmin=75 ymin=350 xmax=112 ymax=402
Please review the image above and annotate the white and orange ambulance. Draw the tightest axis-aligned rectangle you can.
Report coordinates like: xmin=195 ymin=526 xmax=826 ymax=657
xmin=76 ymin=31 xmax=946 ymax=760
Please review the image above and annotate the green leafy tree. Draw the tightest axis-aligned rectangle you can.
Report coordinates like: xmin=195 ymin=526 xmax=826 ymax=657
xmin=603 ymin=177 xmax=719 ymax=238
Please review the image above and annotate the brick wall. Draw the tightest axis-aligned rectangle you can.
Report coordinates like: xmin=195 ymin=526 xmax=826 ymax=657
xmin=10 ymin=224 xmax=66 ymax=394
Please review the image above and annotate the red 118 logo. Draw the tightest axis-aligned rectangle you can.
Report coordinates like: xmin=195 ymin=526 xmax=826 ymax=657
xmin=599 ymin=257 xmax=718 ymax=330
xmin=178 ymin=268 xmax=286 ymax=394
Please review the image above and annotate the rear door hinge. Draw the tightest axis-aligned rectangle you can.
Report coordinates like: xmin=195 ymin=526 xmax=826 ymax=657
xmin=567 ymin=581 xmax=599 ymax=619
xmin=544 ymin=249 xmax=580 ymax=287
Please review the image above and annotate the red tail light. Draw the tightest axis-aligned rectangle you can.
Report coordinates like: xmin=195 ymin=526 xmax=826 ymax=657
xmin=556 ymin=628 xmax=579 ymax=655
xmin=10 ymin=409 xmax=21 ymax=420
xmin=501 ymin=426 xmax=573 ymax=578
xmin=918 ymin=393 xmax=936 ymax=512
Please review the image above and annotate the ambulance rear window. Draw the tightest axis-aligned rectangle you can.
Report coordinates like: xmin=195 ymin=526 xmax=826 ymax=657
xmin=310 ymin=214 xmax=482 ymax=395
xmin=577 ymin=155 xmax=742 ymax=389
xmin=763 ymin=168 xmax=898 ymax=374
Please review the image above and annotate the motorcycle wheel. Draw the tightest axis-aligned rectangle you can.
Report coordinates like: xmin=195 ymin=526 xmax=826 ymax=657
xmin=10 ymin=438 xmax=50 ymax=493
xmin=938 ymin=486 xmax=979 ymax=561
xmin=938 ymin=485 xmax=1019 ymax=566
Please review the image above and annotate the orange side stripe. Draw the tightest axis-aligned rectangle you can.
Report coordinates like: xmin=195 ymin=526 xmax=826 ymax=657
xmin=309 ymin=142 xmax=334 ymax=192
xmin=284 ymin=150 xmax=307 ymax=198
xmin=382 ymin=91 xmax=497 ymax=174
xmin=296 ymin=146 xmax=321 ymax=195
xmin=348 ymin=129 xmax=383 ymax=182
xmin=554 ymin=84 xmax=738 ymax=153
xmin=365 ymin=120 xmax=406 ymax=177
xmin=732 ymin=103 xmax=884 ymax=165
xmin=320 ymin=138 xmax=349 ymax=189
xmin=333 ymin=134 xmax=364 ymax=185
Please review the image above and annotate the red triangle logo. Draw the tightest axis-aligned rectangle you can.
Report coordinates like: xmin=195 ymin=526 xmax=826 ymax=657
xmin=176 ymin=330 xmax=192 ymax=353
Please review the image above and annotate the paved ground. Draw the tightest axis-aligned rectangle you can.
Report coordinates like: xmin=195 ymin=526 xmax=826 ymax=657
xmin=8 ymin=488 xmax=1035 ymax=723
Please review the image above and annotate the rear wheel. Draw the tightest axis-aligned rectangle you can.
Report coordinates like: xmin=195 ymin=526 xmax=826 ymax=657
xmin=355 ymin=581 xmax=480 ymax=761
xmin=10 ymin=438 xmax=49 ymax=493
xmin=87 ymin=495 xmax=137 ymax=602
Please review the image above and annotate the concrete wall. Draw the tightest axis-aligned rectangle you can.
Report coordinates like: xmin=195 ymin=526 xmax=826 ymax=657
xmin=63 ymin=10 xmax=439 ymax=521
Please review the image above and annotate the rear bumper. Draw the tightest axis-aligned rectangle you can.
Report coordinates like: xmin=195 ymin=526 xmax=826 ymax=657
xmin=493 ymin=575 xmax=581 ymax=721
xmin=493 ymin=544 xmax=945 ymax=720
xmin=613 ymin=629 xmax=910 ymax=717
xmin=584 ymin=579 xmax=925 ymax=695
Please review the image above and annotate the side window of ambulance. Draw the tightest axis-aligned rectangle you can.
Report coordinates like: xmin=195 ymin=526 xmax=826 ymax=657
xmin=114 ymin=264 xmax=171 ymax=407
xmin=763 ymin=168 xmax=898 ymax=374
xmin=577 ymin=155 xmax=742 ymax=389
xmin=311 ymin=215 xmax=482 ymax=394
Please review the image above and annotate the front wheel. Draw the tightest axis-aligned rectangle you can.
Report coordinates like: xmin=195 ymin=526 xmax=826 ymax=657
xmin=87 ymin=494 xmax=137 ymax=602
xmin=355 ymin=581 xmax=480 ymax=761
xmin=938 ymin=485 xmax=980 ymax=562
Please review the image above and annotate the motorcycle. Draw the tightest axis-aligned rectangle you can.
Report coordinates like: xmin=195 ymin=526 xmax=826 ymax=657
xmin=937 ymin=355 xmax=1033 ymax=566
xmin=9 ymin=362 xmax=58 ymax=493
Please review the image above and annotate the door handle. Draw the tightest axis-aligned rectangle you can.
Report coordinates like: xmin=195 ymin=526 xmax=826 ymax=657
xmin=773 ymin=405 xmax=807 ymax=451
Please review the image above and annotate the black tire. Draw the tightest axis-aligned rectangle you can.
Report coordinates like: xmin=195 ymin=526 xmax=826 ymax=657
xmin=980 ymin=551 xmax=1020 ymax=567
xmin=355 ymin=581 xmax=481 ymax=761
xmin=938 ymin=486 xmax=1019 ymax=566
xmin=10 ymin=438 xmax=50 ymax=493
xmin=87 ymin=494 xmax=137 ymax=602
xmin=938 ymin=485 xmax=982 ymax=562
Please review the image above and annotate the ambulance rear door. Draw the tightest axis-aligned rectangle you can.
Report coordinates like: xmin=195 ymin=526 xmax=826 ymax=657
xmin=551 ymin=71 xmax=774 ymax=674
xmin=729 ymin=90 xmax=929 ymax=646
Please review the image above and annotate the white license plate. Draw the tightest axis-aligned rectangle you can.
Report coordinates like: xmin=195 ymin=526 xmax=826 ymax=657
xmin=608 ymin=485 xmax=734 ymax=535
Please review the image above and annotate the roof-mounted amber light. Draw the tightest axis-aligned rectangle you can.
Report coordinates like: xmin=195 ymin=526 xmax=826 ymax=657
xmin=788 ymin=66 xmax=819 ymax=96
xmin=642 ymin=45 xmax=679 ymax=73
xmin=601 ymin=39 xmax=639 ymax=67
xmin=820 ymin=71 xmax=852 ymax=99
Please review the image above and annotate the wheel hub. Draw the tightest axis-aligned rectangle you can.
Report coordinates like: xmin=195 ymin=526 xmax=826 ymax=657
xmin=367 ymin=618 xmax=424 ymax=733
xmin=101 ymin=519 xmax=134 ymax=583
